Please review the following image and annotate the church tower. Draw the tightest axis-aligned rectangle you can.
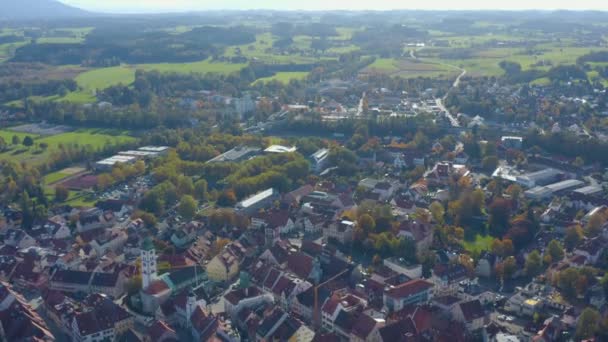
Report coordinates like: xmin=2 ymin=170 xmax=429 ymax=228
xmin=186 ymin=289 xmax=196 ymax=328
xmin=141 ymin=237 xmax=157 ymax=290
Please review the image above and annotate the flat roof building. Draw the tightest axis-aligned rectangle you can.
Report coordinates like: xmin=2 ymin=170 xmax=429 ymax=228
xmin=516 ymin=168 xmax=562 ymax=188
xmin=264 ymin=145 xmax=297 ymax=154
xmin=525 ymin=179 xmax=584 ymax=200
xmin=207 ymin=146 xmax=261 ymax=163
xmin=95 ymin=155 xmax=137 ymax=171
xmin=118 ymin=150 xmax=160 ymax=159
xmin=573 ymin=185 xmax=603 ymax=196
xmin=235 ymin=188 xmax=278 ymax=214
xmin=138 ymin=146 xmax=170 ymax=155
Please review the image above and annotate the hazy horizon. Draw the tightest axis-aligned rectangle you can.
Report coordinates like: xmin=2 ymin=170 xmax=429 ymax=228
xmin=59 ymin=0 xmax=608 ymax=13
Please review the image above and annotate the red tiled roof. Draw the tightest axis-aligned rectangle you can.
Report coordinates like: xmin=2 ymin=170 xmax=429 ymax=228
xmin=351 ymin=313 xmax=378 ymax=339
xmin=144 ymin=280 xmax=170 ymax=295
xmin=385 ymin=279 xmax=434 ymax=299
xmin=287 ymin=252 xmax=313 ymax=279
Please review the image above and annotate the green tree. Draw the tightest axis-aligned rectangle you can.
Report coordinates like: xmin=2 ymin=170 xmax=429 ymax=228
xmin=576 ymin=307 xmax=601 ymax=340
xmin=194 ymin=179 xmax=208 ymax=201
xmin=11 ymin=135 xmax=19 ymax=145
xmin=54 ymin=185 xmax=69 ymax=202
xmin=547 ymin=239 xmax=565 ymax=262
xmin=525 ymin=250 xmax=542 ymax=277
xmin=178 ymin=195 xmax=198 ymax=220
xmin=557 ymin=268 xmax=579 ymax=298
xmin=22 ymin=136 xmax=34 ymax=147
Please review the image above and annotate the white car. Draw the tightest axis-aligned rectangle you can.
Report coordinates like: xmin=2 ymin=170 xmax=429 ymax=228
xmin=497 ymin=314 xmax=507 ymax=321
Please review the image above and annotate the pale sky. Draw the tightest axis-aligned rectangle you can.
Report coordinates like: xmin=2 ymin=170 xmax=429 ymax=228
xmin=60 ymin=0 xmax=608 ymax=13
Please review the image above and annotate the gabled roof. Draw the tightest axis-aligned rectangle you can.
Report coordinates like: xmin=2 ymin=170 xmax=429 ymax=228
xmin=351 ymin=313 xmax=378 ymax=339
xmin=458 ymin=299 xmax=484 ymax=322
xmin=287 ymin=252 xmax=314 ymax=279
xmin=385 ymin=279 xmax=434 ymax=299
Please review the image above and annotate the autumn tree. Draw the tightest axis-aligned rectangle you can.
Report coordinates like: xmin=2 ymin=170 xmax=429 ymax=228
xmin=217 ymin=189 xmax=237 ymax=207
xmin=54 ymin=185 xmax=69 ymax=202
xmin=586 ymin=212 xmax=607 ymax=237
xmin=429 ymin=201 xmax=445 ymax=225
xmin=358 ymin=214 xmax=376 ymax=235
xmin=525 ymin=250 xmax=543 ymax=277
xmin=576 ymin=307 xmax=601 ymax=340
xmin=488 ymin=197 xmax=511 ymax=236
xmin=547 ymin=239 xmax=565 ymax=262
xmin=564 ymin=225 xmax=583 ymax=250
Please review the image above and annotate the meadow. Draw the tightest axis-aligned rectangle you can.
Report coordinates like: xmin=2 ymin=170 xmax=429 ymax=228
xmin=254 ymin=71 xmax=309 ymax=84
xmin=0 ymin=128 xmax=137 ymax=165
xmin=363 ymin=58 xmax=460 ymax=79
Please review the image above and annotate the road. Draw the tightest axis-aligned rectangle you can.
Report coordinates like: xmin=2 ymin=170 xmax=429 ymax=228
xmin=435 ymin=67 xmax=466 ymax=128
xmin=356 ymin=92 xmax=366 ymax=116
xmin=436 ymin=98 xmax=460 ymax=127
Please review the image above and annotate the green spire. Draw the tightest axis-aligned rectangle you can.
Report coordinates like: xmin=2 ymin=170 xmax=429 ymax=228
xmin=142 ymin=237 xmax=155 ymax=251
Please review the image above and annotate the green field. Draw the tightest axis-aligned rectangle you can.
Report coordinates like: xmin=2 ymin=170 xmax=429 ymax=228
xmin=73 ymin=59 xmax=247 ymax=94
xmin=44 ymin=171 xmax=70 ymax=184
xmin=0 ymin=128 xmax=136 ymax=165
xmin=224 ymin=33 xmax=329 ymax=64
xmin=76 ymin=66 xmax=137 ymax=91
xmin=137 ymin=59 xmax=247 ymax=74
xmin=254 ymin=72 xmax=309 ymax=84
xmin=364 ymin=58 xmax=460 ymax=79
xmin=462 ymin=234 xmax=494 ymax=254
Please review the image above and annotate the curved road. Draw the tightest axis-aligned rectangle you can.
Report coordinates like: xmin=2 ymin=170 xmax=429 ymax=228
xmin=408 ymin=44 xmax=465 ymax=128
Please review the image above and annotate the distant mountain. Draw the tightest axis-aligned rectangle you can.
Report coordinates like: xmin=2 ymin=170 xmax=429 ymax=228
xmin=0 ymin=0 xmax=90 ymax=20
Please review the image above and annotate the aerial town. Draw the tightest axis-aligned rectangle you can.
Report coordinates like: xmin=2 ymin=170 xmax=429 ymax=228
xmin=2 ymin=5 xmax=608 ymax=342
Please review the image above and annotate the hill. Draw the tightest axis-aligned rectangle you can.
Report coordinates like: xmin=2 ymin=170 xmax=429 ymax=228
xmin=0 ymin=0 xmax=89 ymax=19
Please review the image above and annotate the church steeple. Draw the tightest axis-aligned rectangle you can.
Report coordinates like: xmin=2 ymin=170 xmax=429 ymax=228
xmin=141 ymin=237 xmax=157 ymax=290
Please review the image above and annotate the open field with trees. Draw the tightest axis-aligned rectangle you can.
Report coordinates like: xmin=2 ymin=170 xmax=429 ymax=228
xmin=0 ymin=128 xmax=136 ymax=165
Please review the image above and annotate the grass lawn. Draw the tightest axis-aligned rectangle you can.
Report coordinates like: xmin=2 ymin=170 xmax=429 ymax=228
xmin=462 ymin=234 xmax=494 ymax=254
xmin=66 ymin=191 xmax=97 ymax=207
xmin=0 ymin=130 xmax=36 ymax=143
xmin=137 ymin=59 xmax=247 ymax=74
xmin=254 ymin=72 xmax=309 ymax=84
xmin=0 ymin=128 xmax=136 ymax=165
xmin=58 ymin=91 xmax=97 ymax=104
xmin=75 ymin=66 xmax=136 ymax=91
xmin=44 ymin=171 xmax=70 ymax=185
